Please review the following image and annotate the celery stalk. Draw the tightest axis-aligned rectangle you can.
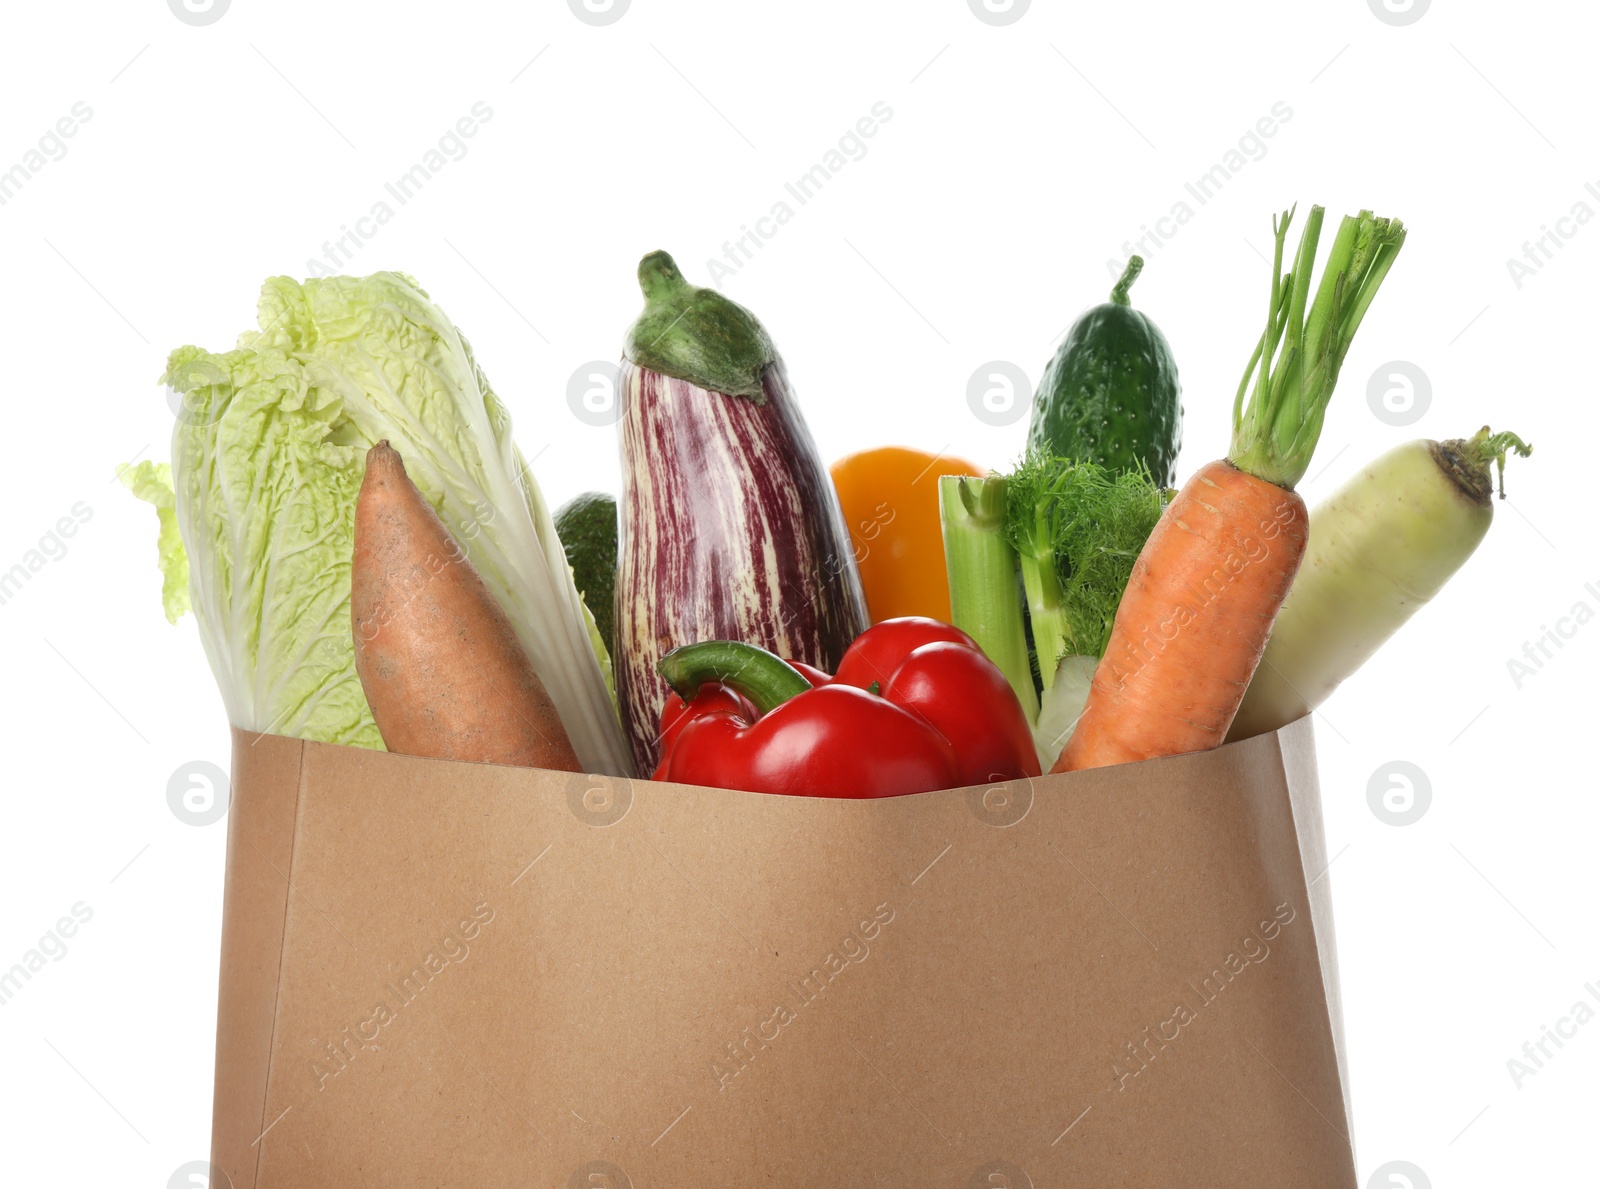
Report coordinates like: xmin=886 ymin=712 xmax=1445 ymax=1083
xmin=1013 ymin=502 xmax=1070 ymax=696
xmin=938 ymin=475 xmax=1039 ymax=722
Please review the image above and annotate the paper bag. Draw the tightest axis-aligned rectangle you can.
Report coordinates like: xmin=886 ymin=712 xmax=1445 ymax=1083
xmin=211 ymin=716 xmax=1354 ymax=1187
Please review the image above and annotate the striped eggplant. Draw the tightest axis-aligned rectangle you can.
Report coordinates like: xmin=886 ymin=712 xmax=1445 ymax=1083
xmin=615 ymin=251 xmax=869 ymax=773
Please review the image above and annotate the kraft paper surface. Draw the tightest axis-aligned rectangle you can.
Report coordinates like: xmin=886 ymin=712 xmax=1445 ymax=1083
xmin=212 ymin=717 xmax=1354 ymax=1187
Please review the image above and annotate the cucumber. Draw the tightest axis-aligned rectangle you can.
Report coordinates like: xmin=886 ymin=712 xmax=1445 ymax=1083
xmin=1027 ymin=256 xmax=1182 ymax=487
xmin=554 ymin=491 xmax=618 ymax=659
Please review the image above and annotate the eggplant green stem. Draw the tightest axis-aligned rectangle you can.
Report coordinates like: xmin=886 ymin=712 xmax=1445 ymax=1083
xmin=1110 ymin=255 xmax=1144 ymax=306
xmin=623 ymin=251 xmax=777 ymax=401
xmin=657 ymin=640 xmax=810 ymax=716
xmin=1230 ymin=205 xmax=1407 ymax=489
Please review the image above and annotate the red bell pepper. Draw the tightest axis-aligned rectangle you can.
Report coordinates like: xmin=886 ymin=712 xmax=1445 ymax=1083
xmin=653 ymin=617 xmax=1040 ymax=797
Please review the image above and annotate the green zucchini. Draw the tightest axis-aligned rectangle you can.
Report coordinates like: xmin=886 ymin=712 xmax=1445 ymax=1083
xmin=1027 ymin=256 xmax=1182 ymax=487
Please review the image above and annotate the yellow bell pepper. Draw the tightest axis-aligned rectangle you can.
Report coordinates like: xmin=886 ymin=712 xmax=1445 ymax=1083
xmin=830 ymin=446 xmax=986 ymax=624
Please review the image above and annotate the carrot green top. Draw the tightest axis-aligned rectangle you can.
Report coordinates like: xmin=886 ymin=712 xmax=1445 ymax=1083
xmin=1229 ymin=206 xmax=1407 ymax=489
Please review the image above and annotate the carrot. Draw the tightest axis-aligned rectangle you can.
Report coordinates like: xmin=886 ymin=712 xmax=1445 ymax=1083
xmin=352 ymin=441 xmax=580 ymax=770
xmin=1054 ymin=460 xmax=1307 ymax=767
xmin=1053 ymin=206 xmax=1406 ymax=772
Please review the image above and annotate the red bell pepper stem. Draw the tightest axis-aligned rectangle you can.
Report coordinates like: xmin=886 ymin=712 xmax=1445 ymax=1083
xmin=657 ymin=641 xmax=812 ymax=716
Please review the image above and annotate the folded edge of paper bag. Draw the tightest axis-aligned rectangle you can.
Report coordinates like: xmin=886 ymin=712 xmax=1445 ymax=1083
xmin=1277 ymin=717 xmax=1354 ymax=1148
xmin=211 ymin=731 xmax=307 ymax=1189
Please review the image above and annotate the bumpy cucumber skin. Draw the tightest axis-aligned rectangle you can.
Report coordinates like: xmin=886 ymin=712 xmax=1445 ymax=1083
xmin=1027 ymin=302 xmax=1182 ymax=487
xmin=554 ymin=491 xmax=618 ymax=659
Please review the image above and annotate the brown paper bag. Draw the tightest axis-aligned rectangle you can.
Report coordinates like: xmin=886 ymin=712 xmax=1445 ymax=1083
xmin=212 ymin=716 xmax=1354 ymax=1187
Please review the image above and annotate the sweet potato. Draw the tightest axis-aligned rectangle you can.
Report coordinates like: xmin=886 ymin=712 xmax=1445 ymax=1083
xmin=352 ymin=441 xmax=580 ymax=770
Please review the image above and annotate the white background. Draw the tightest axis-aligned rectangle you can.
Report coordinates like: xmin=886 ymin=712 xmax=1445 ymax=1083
xmin=0 ymin=0 xmax=1594 ymax=1184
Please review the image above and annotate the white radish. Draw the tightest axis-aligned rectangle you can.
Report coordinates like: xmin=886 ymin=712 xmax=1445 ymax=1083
xmin=1228 ymin=427 xmax=1531 ymax=741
